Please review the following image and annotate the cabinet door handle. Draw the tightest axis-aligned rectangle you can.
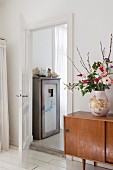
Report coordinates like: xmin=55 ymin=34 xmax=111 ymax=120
xmin=66 ymin=128 xmax=70 ymax=133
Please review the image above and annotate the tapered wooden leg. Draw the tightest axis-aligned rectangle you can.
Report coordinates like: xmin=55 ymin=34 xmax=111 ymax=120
xmin=94 ymin=162 xmax=96 ymax=166
xmin=82 ymin=159 xmax=86 ymax=170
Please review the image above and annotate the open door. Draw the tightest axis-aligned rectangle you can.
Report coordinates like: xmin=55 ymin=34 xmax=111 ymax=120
xmin=18 ymin=14 xmax=31 ymax=162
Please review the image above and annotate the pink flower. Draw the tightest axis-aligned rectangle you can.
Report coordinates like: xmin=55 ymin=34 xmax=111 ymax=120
xmin=98 ymin=66 xmax=107 ymax=77
xmin=94 ymin=78 xmax=100 ymax=83
xmin=98 ymin=66 xmax=106 ymax=72
xmin=77 ymin=74 xmax=83 ymax=77
xmin=101 ymin=72 xmax=107 ymax=77
xmin=82 ymin=80 xmax=89 ymax=84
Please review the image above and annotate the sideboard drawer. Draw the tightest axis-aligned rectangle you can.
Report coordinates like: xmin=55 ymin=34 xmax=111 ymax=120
xmin=106 ymin=122 xmax=113 ymax=163
xmin=64 ymin=117 xmax=105 ymax=162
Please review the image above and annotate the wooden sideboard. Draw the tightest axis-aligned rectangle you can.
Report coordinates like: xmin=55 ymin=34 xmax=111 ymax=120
xmin=64 ymin=111 xmax=113 ymax=170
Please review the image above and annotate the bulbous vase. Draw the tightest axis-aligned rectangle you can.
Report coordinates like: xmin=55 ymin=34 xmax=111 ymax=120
xmin=89 ymin=91 xmax=110 ymax=117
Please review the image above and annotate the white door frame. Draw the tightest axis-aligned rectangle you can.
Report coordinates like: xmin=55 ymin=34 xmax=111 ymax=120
xmin=26 ymin=13 xmax=74 ymax=141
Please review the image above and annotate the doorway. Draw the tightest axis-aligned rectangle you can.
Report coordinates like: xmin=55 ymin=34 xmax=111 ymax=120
xmin=28 ymin=15 xmax=74 ymax=155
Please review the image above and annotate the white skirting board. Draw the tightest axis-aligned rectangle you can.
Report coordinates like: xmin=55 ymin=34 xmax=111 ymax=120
xmin=66 ymin=155 xmax=113 ymax=170
xmin=9 ymin=138 xmax=18 ymax=147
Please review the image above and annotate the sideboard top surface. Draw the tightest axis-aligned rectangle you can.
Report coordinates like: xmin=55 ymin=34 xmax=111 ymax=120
xmin=66 ymin=111 xmax=113 ymax=122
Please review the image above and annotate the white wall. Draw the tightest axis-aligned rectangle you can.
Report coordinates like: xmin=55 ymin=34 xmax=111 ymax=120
xmin=32 ymin=28 xmax=53 ymax=72
xmin=0 ymin=0 xmax=113 ymax=147
xmin=0 ymin=0 xmax=20 ymax=145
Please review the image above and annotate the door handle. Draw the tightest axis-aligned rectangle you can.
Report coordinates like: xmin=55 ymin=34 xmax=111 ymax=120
xmin=16 ymin=94 xmax=28 ymax=97
xmin=16 ymin=94 xmax=22 ymax=97
xmin=22 ymin=95 xmax=28 ymax=97
xmin=66 ymin=128 xmax=70 ymax=133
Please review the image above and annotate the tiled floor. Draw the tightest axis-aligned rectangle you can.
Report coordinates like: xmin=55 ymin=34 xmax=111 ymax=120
xmin=0 ymin=146 xmax=110 ymax=170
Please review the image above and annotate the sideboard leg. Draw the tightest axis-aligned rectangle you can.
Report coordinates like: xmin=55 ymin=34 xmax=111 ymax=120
xmin=82 ymin=159 xmax=86 ymax=170
xmin=94 ymin=162 xmax=96 ymax=166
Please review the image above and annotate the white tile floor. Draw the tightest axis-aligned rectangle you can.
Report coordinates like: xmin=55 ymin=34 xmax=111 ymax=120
xmin=0 ymin=146 xmax=110 ymax=170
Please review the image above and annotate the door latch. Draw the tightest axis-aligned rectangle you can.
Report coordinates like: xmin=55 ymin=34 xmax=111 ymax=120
xmin=22 ymin=95 xmax=28 ymax=97
xmin=16 ymin=94 xmax=22 ymax=97
xmin=16 ymin=94 xmax=28 ymax=97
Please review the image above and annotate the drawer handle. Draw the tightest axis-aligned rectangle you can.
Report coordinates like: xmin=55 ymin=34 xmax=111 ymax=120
xmin=66 ymin=128 xmax=70 ymax=133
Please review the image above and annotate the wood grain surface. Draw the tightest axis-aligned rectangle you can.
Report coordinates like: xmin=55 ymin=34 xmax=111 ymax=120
xmin=66 ymin=111 xmax=113 ymax=122
xmin=106 ymin=122 xmax=113 ymax=163
xmin=64 ymin=117 xmax=105 ymax=162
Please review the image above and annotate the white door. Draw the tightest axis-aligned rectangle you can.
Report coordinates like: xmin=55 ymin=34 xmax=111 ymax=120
xmin=18 ymin=15 xmax=31 ymax=161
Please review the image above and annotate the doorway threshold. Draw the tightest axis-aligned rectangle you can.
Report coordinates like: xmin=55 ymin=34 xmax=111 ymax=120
xmin=29 ymin=130 xmax=64 ymax=157
xmin=29 ymin=143 xmax=65 ymax=157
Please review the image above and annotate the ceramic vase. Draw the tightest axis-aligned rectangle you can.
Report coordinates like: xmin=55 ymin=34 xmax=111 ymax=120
xmin=89 ymin=91 xmax=110 ymax=117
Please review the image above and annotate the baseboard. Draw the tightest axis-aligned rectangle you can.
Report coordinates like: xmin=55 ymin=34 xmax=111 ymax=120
xmin=30 ymin=135 xmax=33 ymax=143
xmin=66 ymin=155 xmax=113 ymax=170
xmin=9 ymin=138 xmax=18 ymax=147
xmin=10 ymin=135 xmax=32 ymax=148
xmin=10 ymin=145 xmax=18 ymax=150
xmin=97 ymin=163 xmax=113 ymax=170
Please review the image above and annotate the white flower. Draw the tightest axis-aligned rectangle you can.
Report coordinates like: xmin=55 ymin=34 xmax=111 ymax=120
xmin=95 ymin=75 xmax=99 ymax=78
xmin=99 ymin=79 xmax=102 ymax=83
xmin=102 ymin=76 xmax=111 ymax=85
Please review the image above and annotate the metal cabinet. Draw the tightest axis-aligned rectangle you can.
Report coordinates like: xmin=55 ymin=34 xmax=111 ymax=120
xmin=33 ymin=77 xmax=60 ymax=139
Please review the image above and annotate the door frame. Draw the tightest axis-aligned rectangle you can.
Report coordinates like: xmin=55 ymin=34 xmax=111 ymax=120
xmin=26 ymin=13 xmax=74 ymax=142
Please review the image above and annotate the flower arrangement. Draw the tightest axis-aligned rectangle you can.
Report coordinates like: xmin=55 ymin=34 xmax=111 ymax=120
xmin=65 ymin=34 xmax=113 ymax=96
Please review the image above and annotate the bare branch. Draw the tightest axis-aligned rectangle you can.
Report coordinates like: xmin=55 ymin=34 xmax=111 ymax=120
xmin=67 ymin=56 xmax=81 ymax=73
xmin=100 ymin=41 xmax=105 ymax=61
xmin=103 ymin=47 xmax=105 ymax=57
xmin=108 ymin=34 xmax=113 ymax=59
xmin=76 ymin=46 xmax=90 ymax=73
xmin=80 ymin=60 xmax=85 ymax=68
xmin=87 ymin=52 xmax=92 ymax=73
xmin=76 ymin=46 xmax=85 ymax=67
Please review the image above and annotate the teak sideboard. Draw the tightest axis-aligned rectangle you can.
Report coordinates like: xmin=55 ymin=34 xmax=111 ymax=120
xmin=64 ymin=111 xmax=113 ymax=170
